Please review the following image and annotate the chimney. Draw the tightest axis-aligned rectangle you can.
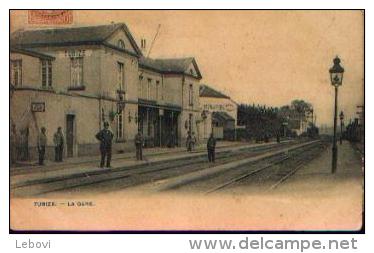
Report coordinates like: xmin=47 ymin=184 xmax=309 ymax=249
xmin=140 ymin=38 xmax=146 ymax=53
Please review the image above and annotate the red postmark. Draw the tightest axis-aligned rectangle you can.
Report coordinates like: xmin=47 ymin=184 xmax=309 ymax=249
xmin=28 ymin=10 xmax=73 ymax=25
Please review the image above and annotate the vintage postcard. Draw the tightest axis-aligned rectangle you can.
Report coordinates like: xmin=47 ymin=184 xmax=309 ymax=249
xmin=9 ymin=10 xmax=364 ymax=232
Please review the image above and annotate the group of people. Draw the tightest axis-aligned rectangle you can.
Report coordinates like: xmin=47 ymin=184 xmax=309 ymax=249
xmin=10 ymin=124 xmax=29 ymax=164
xmin=18 ymin=121 xmax=217 ymax=168
xmin=35 ymin=126 xmax=64 ymax=165
xmin=94 ymin=123 xmax=217 ymax=168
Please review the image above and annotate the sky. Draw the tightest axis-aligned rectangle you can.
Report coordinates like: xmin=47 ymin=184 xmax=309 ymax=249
xmin=10 ymin=10 xmax=364 ymax=126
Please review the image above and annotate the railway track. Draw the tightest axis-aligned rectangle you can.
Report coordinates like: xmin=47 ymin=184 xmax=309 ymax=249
xmin=11 ymin=141 xmax=298 ymax=197
xmin=10 ymin=142 xmax=252 ymax=176
xmin=192 ymin=140 xmax=328 ymax=194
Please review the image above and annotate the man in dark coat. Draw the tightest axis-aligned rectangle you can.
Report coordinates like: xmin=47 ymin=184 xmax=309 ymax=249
xmin=186 ymin=131 xmax=192 ymax=152
xmin=95 ymin=122 xmax=114 ymax=168
xmin=207 ymin=133 xmax=216 ymax=163
xmin=134 ymin=130 xmax=144 ymax=161
xmin=53 ymin=127 xmax=64 ymax=162
xmin=10 ymin=124 xmax=17 ymax=166
xmin=37 ymin=127 xmax=47 ymax=165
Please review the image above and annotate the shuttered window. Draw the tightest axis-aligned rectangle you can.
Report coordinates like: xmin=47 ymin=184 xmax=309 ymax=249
xmin=41 ymin=60 xmax=52 ymax=88
xmin=70 ymin=57 xmax=83 ymax=87
xmin=10 ymin=60 xmax=22 ymax=86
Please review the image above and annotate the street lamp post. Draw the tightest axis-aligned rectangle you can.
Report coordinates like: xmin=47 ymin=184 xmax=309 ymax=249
xmin=339 ymin=111 xmax=344 ymax=145
xmin=329 ymin=56 xmax=344 ymax=174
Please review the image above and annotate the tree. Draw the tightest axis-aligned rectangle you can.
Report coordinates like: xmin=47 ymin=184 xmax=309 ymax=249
xmin=291 ymin=99 xmax=313 ymax=122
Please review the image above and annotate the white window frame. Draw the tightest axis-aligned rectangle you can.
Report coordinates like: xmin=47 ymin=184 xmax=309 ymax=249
xmin=138 ymin=75 xmax=143 ymax=98
xmin=117 ymin=62 xmax=124 ymax=91
xmin=189 ymin=84 xmax=193 ymax=106
xmin=70 ymin=57 xmax=83 ymax=87
xmin=41 ymin=60 xmax=52 ymax=88
xmin=117 ymin=39 xmax=125 ymax=49
xmin=161 ymin=81 xmax=164 ymax=100
xmin=147 ymin=78 xmax=152 ymax=100
xmin=10 ymin=60 xmax=22 ymax=87
xmin=156 ymin=80 xmax=160 ymax=100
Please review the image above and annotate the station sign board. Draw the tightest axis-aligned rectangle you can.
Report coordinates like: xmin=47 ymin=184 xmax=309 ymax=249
xmin=31 ymin=102 xmax=45 ymax=112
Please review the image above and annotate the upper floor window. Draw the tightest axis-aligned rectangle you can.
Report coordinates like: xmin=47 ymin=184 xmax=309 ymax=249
xmin=189 ymin=84 xmax=193 ymax=106
xmin=138 ymin=75 xmax=143 ymax=97
xmin=156 ymin=80 xmax=160 ymax=100
xmin=41 ymin=60 xmax=52 ymax=88
xmin=117 ymin=39 xmax=125 ymax=49
xmin=147 ymin=78 xmax=152 ymax=100
xmin=117 ymin=62 xmax=124 ymax=91
xmin=161 ymin=81 xmax=164 ymax=100
xmin=70 ymin=57 xmax=83 ymax=87
xmin=10 ymin=60 xmax=22 ymax=87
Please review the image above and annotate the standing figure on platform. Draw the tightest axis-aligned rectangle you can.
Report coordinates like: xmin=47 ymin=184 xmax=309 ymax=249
xmin=191 ymin=131 xmax=197 ymax=151
xmin=37 ymin=127 xmax=47 ymax=166
xmin=134 ymin=130 xmax=144 ymax=161
xmin=169 ymin=131 xmax=176 ymax=148
xmin=95 ymin=122 xmax=114 ymax=168
xmin=276 ymin=131 xmax=281 ymax=143
xmin=10 ymin=123 xmax=17 ymax=166
xmin=186 ymin=131 xmax=192 ymax=152
xmin=20 ymin=128 xmax=29 ymax=161
xmin=207 ymin=133 xmax=216 ymax=163
xmin=53 ymin=127 xmax=64 ymax=162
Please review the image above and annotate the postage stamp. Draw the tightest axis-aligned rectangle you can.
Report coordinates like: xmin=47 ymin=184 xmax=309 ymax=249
xmin=28 ymin=10 xmax=73 ymax=25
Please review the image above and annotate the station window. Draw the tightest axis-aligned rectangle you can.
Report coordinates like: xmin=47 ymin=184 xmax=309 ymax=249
xmin=117 ymin=62 xmax=124 ymax=91
xmin=41 ymin=60 xmax=52 ymax=88
xmin=138 ymin=75 xmax=143 ymax=97
xmin=147 ymin=78 xmax=152 ymax=100
xmin=156 ymin=80 xmax=160 ymax=100
xmin=161 ymin=81 xmax=164 ymax=100
xmin=70 ymin=57 xmax=83 ymax=87
xmin=189 ymin=84 xmax=193 ymax=106
xmin=117 ymin=39 xmax=125 ymax=49
xmin=10 ymin=60 xmax=22 ymax=87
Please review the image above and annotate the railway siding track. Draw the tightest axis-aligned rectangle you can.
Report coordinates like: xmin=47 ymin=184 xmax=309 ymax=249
xmin=11 ymin=141 xmax=297 ymax=197
xmin=202 ymin=141 xmax=327 ymax=194
xmin=10 ymin=142 xmax=253 ymax=176
xmin=268 ymin=144 xmax=326 ymax=191
xmin=11 ymin=141 xmax=293 ymax=189
xmin=148 ymin=140 xmax=321 ymax=192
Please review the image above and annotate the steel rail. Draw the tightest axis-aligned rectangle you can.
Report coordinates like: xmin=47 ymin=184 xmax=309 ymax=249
xmin=204 ymin=141 xmax=325 ymax=194
xmin=12 ymin=142 xmax=299 ymax=197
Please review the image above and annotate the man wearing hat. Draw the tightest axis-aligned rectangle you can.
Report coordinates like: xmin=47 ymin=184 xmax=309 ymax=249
xmin=37 ymin=127 xmax=47 ymax=165
xmin=95 ymin=122 xmax=114 ymax=168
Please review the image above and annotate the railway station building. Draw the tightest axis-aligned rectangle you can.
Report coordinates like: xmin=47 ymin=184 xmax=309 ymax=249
xmin=199 ymin=84 xmax=238 ymax=140
xmin=10 ymin=23 xmax=203 ymax=160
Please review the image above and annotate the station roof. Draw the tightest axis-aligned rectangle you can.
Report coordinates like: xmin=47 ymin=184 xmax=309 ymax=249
xmin=212 ymin=111 xmax=235 ymax=123
xmin=139 ymin=57 xmax=202 ymax=79
xmin=10 ymin=23 xmax=143 ymax=56
xmin=11 ymin=23 xmax=202 ymax=78
xmin=199 ymin=84 xmax=230 ymax=99
xmin=10 ymin=47 xmax=55 ymax=60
